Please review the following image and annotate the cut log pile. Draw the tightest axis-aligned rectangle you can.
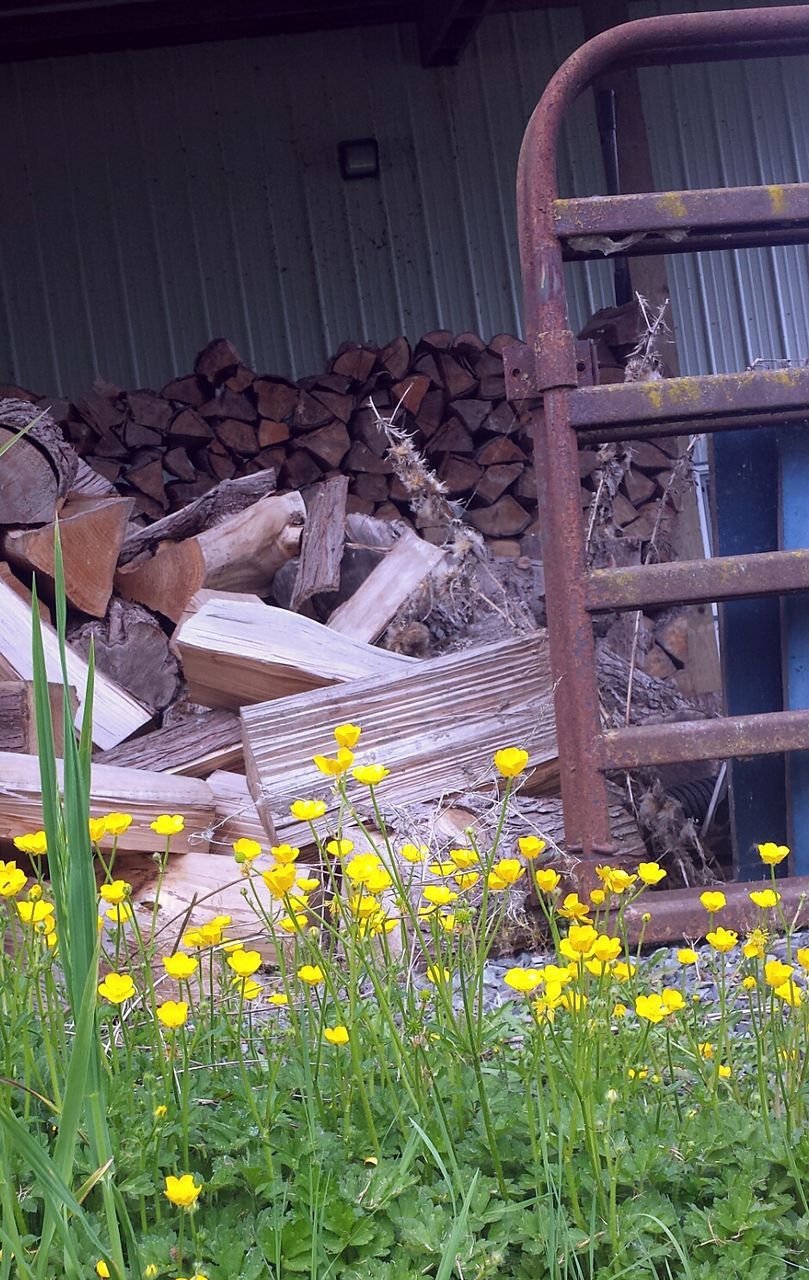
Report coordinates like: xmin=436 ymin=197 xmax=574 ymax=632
xmin=0 ymin=317 xmax=716 ymax=928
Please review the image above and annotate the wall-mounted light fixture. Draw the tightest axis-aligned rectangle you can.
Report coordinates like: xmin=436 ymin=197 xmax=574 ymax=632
xmin=338 ymin=137 xmax=379 ymax=180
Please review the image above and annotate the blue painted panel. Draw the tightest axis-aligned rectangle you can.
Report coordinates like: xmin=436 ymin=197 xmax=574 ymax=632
xmin=779 ymin=426 xmax=809 ymax=873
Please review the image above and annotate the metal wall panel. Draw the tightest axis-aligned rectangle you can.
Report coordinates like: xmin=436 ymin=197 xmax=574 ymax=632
xmin=0 ymin=10 xmax=612 ymax=395
xmin=631 ymin=0 xmax=809 ymax=375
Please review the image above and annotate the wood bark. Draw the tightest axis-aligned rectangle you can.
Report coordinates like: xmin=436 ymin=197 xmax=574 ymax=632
xmin=70 ymin=598 xmax=182 ymax=715
xmin=0 ymin=399 xmax=78 ymax=525
xmin=290 ymin=475 xmax=348 ymax=612
xmin=0 ymin=681 xmax=75 ymax=755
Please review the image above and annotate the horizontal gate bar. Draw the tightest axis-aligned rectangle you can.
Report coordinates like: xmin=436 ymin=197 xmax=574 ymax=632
xmin=554 ymin=184 xmax=809 ymax=259
xmin=576 ymin=406 xmax=809 ymax=446
xmin=617 ymin=876 xmax=809 ymax=945
xmin=586 ymin=548 xmax=809 ymax=613
xmin=600 ymin=708 xmax=809 ymax=770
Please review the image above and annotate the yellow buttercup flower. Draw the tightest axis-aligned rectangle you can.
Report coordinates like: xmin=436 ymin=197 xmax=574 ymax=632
xmin=559 ymin=924 xmax=598 ymax=960
xmin=268 ymin=993 xmax=289 ymax=1006
xmin=706 ymin=927 xmax=738 ymax=954
xmin=589 ymin=888 xmax=606 ymax=906
xmin=233 ymin=837 xmax=262 ymax=863
xmin=0 ymin=862 xmax=27 ymax=897
xmin=227 ymin=949 xmax=262 ymax=978
xmin=764 ymin=959 xmax=794 ymax=987
xmin=700 ymin=890 xmax=727 ymax=914
xmin=279 ymin=913 xmax=308 ymax=933
xmin=559 ymin=991 xmax=587 ymax=1013
xmin=157 ymin=1000 xmax=188 ymax=1029
xmin=493 ymin=747 xmax=529 ymax=778
xmin=334 ymin=722 xmax=362 ymax=749
xmin=775 ymin=979 xmax=802 ymax=1007
xmin=98 ymin=972 xmax=136 ymax=1004
xmin=151 ymin=814 xmax=185 ymax=836
xmin=677 ymin=948 xmax=699 ymax=965
xmin=13 ymin=831 xmax=47 ymax=857
xmin=661 ymin=988 xmax=686 ymax=1012
xmin=234 ymin=977 xmax=262 ymax=1001
xmin=503 ymin=967 xmax=544 ymax=993
xmin=352 ymin=764 xmax=390 ymax=786
xmin=326 ymin=838 xmax=354 ymax=858
xmin=427 ymin=859 xmax=453 ymax=876
xmin=270 ymin=843 xmax=300 ymax=865
xmin=344 ymin=853 xmax=382 ymax=884
xmin=613 ymin=1002 xmax=628 ymax=1018
xmin=448 ymin=847 xmax=478 ymax=870
xmin=628 ymin=1067 xmax=649 ymax=1080
xmin=295 ymin=875 xmax=320 ymax=892
xmin=426 ymin=965 xmax=451 ymax=984
xmin=99 ymin=879 xmax=131 ymax=905
xmin=698 ymin=1041 xmax=714 ymax=1059
xmin=162 ymin=953 xmax=199 ymax=980
xmin=758 ymin=841 xmax=789 ymax=866
xmin=154 ymin=1105 xmax=167 ymax=1119
xmin=16 ymin=900 xmax=54 ymax=925
xmin=534 ymin=868 xmax=561 ymax=894
xmin=144 ymin=1266 xmax=159 ymax=1278
xmin=749 ymin=888 xmax=780 ymax=909
xmin=324 ymin=1025 xmax=349 ymax=1045
xmin=89 ymin=817 xmax=108 ymax=843
xmin=365 ymin=867 xmax=392 ymax=893
xmin=297 ymin=965 xmax=325 ymax=985
xmin=105 ymin=903 xmax=134 ymax=926
xmin=439 ymin=913 xmax=456 ymax=933
xmin=518 ymin=835 xmax=547 ymax=860
xmin=290 ymin=799 xmax=327 ymax=822
xmin=423 ymin=885 xmax=457 ymax=907
xmin=105 ymin=812 xmax=133 ymax=836
xmin=489 ymin=858 xmax=525 ymax=887
xmin=557 ymin=892 xmax=591 ymax=922
xmin=262 ymin=864 xmax=298 ymax=897
xmin=637 ymin=861 xmax=666 ymax=886
xmin=313 ymin=747 xmax=354 ymax=777
xmin=164 ymin=1173 xmax=202 ymax=1208
xmin=96 ymin=1262 xmax=110 ymax=1278
xmin=596 ymin=866 xmax=637 ymax=894
xmin=453 ymin=871 xmax=479 ymax=890
xmin=743 ymin=926 xmax=769 ymax=959
xmin=796 ymin=947 xmax=809 ymax=972
xmin=635 ymin=994 xmax=668 ymax=1023
xmin=399 ymin=843 xmax=427 ymax=863
xmin=742 ymin=975 xmax=757 ymax=990
xmin=590 ymin=934 xmax=622 ymax=964
xmin=718 ymin=1063 xmax=732 ymax=1079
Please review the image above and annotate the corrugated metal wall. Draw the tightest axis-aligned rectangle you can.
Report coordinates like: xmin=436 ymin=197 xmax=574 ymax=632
xmin=632 ymin=0 xmax=809 ymax=374
xmin=0 ymin=9 xmax=613 ymax=396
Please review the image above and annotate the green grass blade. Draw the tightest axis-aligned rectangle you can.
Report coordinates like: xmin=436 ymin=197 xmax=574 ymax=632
xmin=0 ymin=407 xmax=48 ymax=458
xmin=435 ymin=1170 xmax=479 ymax=1280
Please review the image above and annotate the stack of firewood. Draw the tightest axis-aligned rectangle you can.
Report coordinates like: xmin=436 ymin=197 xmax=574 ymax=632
xmin=0 ymin=327 xmax=685 ymax=560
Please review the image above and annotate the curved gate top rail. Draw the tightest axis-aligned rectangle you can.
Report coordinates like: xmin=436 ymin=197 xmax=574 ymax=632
xmin=511 ymin=7 xmax=809 ymax=867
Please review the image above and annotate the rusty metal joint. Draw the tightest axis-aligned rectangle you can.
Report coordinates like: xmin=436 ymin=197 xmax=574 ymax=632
xmin=534 ymin=329 xmax=579 ymax=392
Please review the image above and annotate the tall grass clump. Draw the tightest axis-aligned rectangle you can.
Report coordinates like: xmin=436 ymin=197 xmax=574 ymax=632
xmin=2 ymin=537 xmax=809 ymax=1277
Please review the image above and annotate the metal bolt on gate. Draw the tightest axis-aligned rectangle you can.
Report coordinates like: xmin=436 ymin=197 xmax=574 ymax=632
xmin=508 ymin=6 xmax=809 ymax=867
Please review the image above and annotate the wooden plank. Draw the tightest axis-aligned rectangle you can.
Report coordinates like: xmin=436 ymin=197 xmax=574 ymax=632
xmin=0 ymin=752 xmax=213 ymax=854
xmin=327 ymin=529 xmax=446 ymax=643
xmin=290 ymin=475 xmax=349 ymax=611
xmin=95 ymin=707 xmax=243 ymax=776
xmin=0 ymin=582 xmax=151 ymax=750
xmin=207 ymin=769 xmax=274 ymax=853
xmin=242 ymin=633 xmax=556 ymax=842
xmin=174 ymin=596 xmax=414 ymax=711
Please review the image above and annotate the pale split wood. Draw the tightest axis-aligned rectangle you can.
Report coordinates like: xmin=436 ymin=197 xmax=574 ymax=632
xmin=115 ymin=491 xmax=305 ymax=622
xmin=0 ymin=581 xmax=151 ymax=750
xmin=327 ymin=528 xmax=446 ymax=643
xmin=290 ymin=475 xmax=349 ymax=611
xmin=0 ymin=563 xmax=51 ymax=624
xmin=174 ymin=596 xmax=414 ymax=711
xmin=241 ymin=633 xmax=557 ymax=842
xmin=207 ymin=769 xmax=273 ymax=853
xmin=0 ymin=751 xmax=213 ymax=854
xmin=67 ymin=457 xmax=118 ymax=501
xmin=1 ymin=495 xmax=134 ymax=617
xmin=96 ymin=708 xmax=243 ymax=777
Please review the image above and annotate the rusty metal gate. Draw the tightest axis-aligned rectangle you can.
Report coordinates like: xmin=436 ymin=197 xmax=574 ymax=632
xmin=507 ymin=6 xmax=809 ymax=908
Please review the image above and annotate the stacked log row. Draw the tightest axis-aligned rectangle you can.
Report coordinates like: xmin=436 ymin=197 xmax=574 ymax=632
xmin=22 ymin=330 xmax=685 ymax=559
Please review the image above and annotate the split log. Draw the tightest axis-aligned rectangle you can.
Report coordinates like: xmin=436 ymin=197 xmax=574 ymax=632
xmin=0 ymin=752 xmax=213 ymax=854
xmin=70 ymin=599 xmax=182 ymax=715
xmin=1 ymin=495 xmax=133 ymax=618
xmin=118 ymin=471 xmax=277 ymax=566
xmin=68 ymin=458 xmax=118 ymax=501
xmin=0 ymin=563 xmax=50 ymax=624
xmin=290 ymin=475 xmax=348 ymax=612
xmin=96 ymin=707 xmax=243 ymax=776
xmin=207 ymin=769 xmax=272 ymax=852
xmin=327 ymin=529 xmax=446 ymax=643
xmin=0 ymin=681 xmax=76 ymax=755
xmin=466 ymin=496 xmax=531 ymax=537
xmin=175 ymin=596 xmax=414 ymax=710
xmin=241 ymin=632 xmax=556 ymax=844
xmin=0 ymin=399 xmax=78 ymax=525
xmin=596 ymin=643 xmax=707 ymax=729
xmin=116 ymin=491 xmax=304 ymax=623
xmin=0 ymin=581 xmax=150 ymax=749
xmin=195 ymin=337 xmax=243 ymax=384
